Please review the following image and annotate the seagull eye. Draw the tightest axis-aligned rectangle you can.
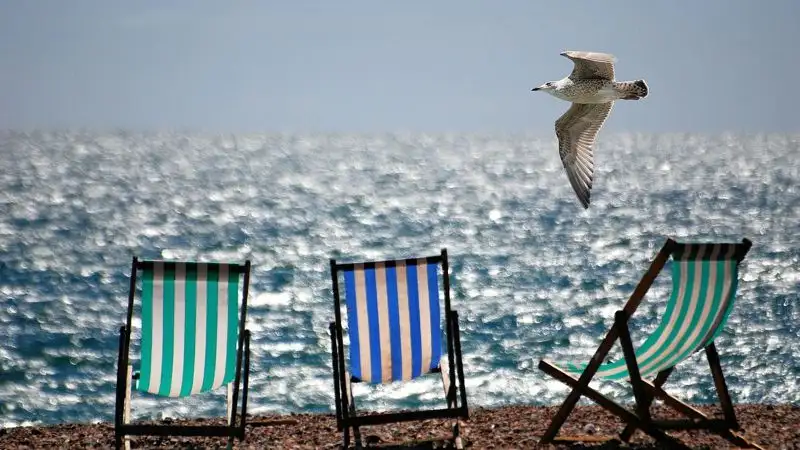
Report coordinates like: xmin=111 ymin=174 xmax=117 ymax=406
xmin=546 ymin=82 xmax=552 ymax=87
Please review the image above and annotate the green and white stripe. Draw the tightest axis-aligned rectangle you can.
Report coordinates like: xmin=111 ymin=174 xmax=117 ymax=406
xmin=136 ymin=262 xmax=240 ymax=397
xmin=561 ymin=243 xmax=740 ymax=381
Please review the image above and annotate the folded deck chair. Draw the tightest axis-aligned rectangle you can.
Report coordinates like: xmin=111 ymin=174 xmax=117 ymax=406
xmin=328 ymin=249 xmax=469 ymax=448
xmin=114 ymin=258 xmax=252 ymax=450
xmin=538 ymin=238 xmax=764 ymax=449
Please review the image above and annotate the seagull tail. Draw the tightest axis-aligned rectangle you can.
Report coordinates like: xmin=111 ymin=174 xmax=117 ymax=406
xmin=617 ymin=79 xmax=649 ymax=100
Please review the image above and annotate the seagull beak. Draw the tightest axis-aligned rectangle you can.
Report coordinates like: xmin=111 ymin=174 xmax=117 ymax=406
xmin=531 ymin=83 xmax=546 ymax=91
xmin=531 ymin=87 xmax=540 ymax=91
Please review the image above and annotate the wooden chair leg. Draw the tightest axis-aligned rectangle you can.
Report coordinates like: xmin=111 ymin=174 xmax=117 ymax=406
xmin=123 ymin=365 xmax=132 ymax=450
xmin=706 ymin=342 xmax=739 ymax=429
xmin=539 ymin=311 xmax=632 ymax=443
xmin=241 ymin=332 xmax=251 ymax=433
xmin=451 ymin=311 xmax=469 ymax=416
xmin=227 ymin=383 xmax=234 ymax=426
xmin=452 ymin=420 xmax=464 ymax=450
xmin=620 ymin=368 xmax=673 ymax=441
xmin=615 ymin=311 xmax=651 ymax=423
xmin=439 ymin=357 xmax=463 ymax=449
xmin=226 ymin=383 xmax=235 ymax=450
xmin=539 ymin=379 xmax=583 ymax=442
xmin=114 ymin=326 xmax=127 ymax=450
xmin=344 ymin=374 xmax=362 ymax=449
xmin=329 ymin=322 xmax=344 ymax=430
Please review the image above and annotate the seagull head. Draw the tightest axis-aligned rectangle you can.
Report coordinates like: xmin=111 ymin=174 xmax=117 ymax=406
xmin=531 ymin=81 xmax=557 ymax=92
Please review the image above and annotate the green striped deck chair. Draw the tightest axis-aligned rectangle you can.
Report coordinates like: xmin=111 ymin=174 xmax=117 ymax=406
xmin=329 ymin=249 xmax=469 ymax=449
xmin=538 ymin=238 xmax=764 ymax=449
xmin=114 ymin=258 xmax=252 ymax=450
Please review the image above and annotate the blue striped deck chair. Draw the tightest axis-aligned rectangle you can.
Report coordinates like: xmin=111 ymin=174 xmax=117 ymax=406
xmin=114 ymin=258 xmax=252 ymax=450
xmin=538 ymin=238 xmax=764 ymax=449
xmin=328 ymin=249 xmax=469 ymax=449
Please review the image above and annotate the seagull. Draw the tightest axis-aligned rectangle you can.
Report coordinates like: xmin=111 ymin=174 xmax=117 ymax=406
xmin=532 ymin=51 xmax=648 ymax=209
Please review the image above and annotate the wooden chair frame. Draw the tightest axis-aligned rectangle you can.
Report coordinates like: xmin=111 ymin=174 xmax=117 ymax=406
xmin=114 ymin=257 xmax=252 ymax=449
xmin=538 ymin=238 xmax=764 ymax=449
xmin=329 ymin=249 xmax=469 ymax=448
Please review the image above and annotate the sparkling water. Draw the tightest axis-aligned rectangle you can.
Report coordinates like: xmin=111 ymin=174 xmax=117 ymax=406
xmin=1 ymin=130 xmax=798 ymax=427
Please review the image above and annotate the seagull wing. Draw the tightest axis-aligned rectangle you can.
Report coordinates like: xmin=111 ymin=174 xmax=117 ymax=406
xmin=561 ymin=51 xmax=616 ymax=80
xmin=555 ymin=102 xmax=614 ymax=209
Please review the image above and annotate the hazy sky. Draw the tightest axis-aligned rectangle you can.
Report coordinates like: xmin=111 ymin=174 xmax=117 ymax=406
xmin=1 ymin=1 xmax=798 ymax=133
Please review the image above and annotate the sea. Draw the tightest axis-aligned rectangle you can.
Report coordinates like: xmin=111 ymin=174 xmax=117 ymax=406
xmin=1 ymin=130 xmax=798 ymax=428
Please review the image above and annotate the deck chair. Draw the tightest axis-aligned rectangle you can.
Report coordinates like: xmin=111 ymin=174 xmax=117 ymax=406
xmin=328 ymin=249 xmax=469 ymax=448
xmin=538 ymin=238 xmax=764 ymax=449
xmin=114 ymin=258 xmax=252 ymax=450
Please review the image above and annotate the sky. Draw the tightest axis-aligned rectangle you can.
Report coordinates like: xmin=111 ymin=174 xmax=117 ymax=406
xmin=1 ymin=1 xmax=798 ymax=133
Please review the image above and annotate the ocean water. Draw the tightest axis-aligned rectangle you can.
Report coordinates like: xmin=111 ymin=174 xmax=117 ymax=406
xmin=1 ymin=130 xmax=798 ymax=428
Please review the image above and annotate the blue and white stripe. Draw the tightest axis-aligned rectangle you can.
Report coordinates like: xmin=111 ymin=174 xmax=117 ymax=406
xmin=343 ymin=259 xmax=443 ymax=384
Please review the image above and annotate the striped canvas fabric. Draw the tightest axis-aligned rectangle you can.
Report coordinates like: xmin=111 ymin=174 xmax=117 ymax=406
xmin=136 ymin=262 xmax=240 ymax=397
xmin=342 ymin=259 xmax=443 ymax=384
xmin=561 ymin=243 xmax=741 ymax=381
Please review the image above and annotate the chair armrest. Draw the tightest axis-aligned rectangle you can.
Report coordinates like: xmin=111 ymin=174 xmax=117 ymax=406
xmin=448 ymin=310 xmax=469 ymax=417
xmin=329 ymin=321 xmax=345 ymax=427
xmin=243 ymin=329 xmax=251 ymax=364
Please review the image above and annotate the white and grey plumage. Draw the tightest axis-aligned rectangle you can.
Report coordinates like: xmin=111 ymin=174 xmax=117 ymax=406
xmin=532 ymin=51 xmax=649 ymax=209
